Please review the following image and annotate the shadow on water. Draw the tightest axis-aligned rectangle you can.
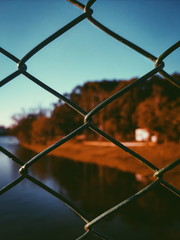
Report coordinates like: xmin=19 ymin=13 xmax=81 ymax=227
xmin=0 ymin=136 xmax=179 ymax=240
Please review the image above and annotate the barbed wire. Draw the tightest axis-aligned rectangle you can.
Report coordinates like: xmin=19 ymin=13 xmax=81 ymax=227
xmin=0 ymin=0 xmax=179 ymax=239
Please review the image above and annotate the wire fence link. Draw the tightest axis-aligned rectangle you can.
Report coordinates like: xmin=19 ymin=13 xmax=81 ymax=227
xmin=0 ymin=0 xmax=180 ymax=239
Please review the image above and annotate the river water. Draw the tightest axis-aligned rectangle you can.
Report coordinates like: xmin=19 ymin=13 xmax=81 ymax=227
xmin=0 ymin=136 xmax=179 ymax=240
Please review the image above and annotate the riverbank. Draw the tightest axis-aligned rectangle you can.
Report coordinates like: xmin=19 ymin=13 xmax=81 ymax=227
xmin=21 ymin=140 xmax=180 ymax=187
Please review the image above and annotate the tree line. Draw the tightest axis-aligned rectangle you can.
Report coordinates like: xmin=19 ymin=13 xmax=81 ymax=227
xmin=10 ymin=73 xmax=180 ymax=144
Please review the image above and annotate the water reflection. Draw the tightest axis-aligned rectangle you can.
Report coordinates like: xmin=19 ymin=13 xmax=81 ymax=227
xmin=0 ymin=136 xmax=179 ymax=240
xmin=14 ymin=143 xmax=179 ymax=223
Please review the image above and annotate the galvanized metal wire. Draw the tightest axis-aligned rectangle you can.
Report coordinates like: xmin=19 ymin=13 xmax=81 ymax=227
xmin=0 ymin=0 xmax=179 ymax=239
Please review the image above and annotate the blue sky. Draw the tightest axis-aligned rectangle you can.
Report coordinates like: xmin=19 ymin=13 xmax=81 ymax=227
xmin=0 ymin=0 xmax=180 ymax=127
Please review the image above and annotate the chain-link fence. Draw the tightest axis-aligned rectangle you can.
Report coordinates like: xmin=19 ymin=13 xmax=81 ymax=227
xmin=0 ymin=0 xmax=179 ymax=239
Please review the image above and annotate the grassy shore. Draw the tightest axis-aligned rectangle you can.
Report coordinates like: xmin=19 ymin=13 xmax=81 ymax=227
xmin=22 ymin=140 xmax=180 ymax=188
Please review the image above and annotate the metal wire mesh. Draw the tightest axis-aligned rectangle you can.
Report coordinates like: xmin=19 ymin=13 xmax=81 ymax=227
xmin=0 ymin=0 xmax=179 ymax=239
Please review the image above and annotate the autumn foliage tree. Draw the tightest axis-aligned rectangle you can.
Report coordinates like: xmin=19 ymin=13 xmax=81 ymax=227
xmin=31 ymin=116 xmax=52 ymax=144
xmin=10 ymin=73 xmax=180 ymax=143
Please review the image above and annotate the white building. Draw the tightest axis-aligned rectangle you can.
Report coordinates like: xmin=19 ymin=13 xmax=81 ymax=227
xmin=135 ymin=128 xmax=150 ymax=141
xmin=135 ymin=128 xmax=158 ymax=142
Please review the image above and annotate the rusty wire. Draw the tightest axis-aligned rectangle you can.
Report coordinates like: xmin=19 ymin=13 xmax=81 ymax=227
xmin=0 ymin=0 xmax=179 ymax=239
